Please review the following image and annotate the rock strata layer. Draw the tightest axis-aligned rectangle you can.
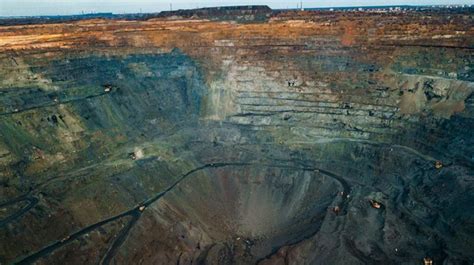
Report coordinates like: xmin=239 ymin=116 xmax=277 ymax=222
xmin=0 ymin=8 xmax=473 ymax=265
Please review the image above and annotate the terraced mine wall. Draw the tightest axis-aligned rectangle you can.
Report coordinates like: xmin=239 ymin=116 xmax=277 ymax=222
xmin=0 ymin=8 xmax=473 ymax=265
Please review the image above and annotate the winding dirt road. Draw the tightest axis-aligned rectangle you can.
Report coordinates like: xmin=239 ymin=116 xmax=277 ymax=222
xmin=13 ymin=161 xmax=352 ymax=265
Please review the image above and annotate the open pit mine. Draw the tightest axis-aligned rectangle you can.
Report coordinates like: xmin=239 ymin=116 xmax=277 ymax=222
xmin=0 ymin=5 xmax=473 ymax=265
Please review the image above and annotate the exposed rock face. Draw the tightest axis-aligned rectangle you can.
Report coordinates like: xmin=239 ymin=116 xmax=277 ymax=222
xmin=0 ymin=8 xmax=473 ymax=265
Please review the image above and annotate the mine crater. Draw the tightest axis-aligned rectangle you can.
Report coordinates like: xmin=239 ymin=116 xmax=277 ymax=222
xmin=1 ymin=5 xmax=473 ymax=265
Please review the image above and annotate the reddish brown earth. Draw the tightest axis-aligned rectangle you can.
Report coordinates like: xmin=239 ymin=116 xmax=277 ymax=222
xmin=0 ymin=8 xmax=473 ymax=265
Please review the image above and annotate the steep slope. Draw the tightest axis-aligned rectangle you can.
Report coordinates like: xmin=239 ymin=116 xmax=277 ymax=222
xmin=0 ymin=8 xmax=473 ymax=265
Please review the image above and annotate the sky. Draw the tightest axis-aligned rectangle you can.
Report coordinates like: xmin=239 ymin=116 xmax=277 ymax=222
xmin=0 ymin=0 xmax=470 ymax=17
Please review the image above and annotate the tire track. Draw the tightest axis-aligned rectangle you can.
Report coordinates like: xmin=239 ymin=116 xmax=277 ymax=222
xmin=0 ymin=196 xmax=38 ymax=228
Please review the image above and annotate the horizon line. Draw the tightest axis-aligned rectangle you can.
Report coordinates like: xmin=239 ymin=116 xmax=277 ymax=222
xmin=0 ymin=3 xmax=472 ymax=18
